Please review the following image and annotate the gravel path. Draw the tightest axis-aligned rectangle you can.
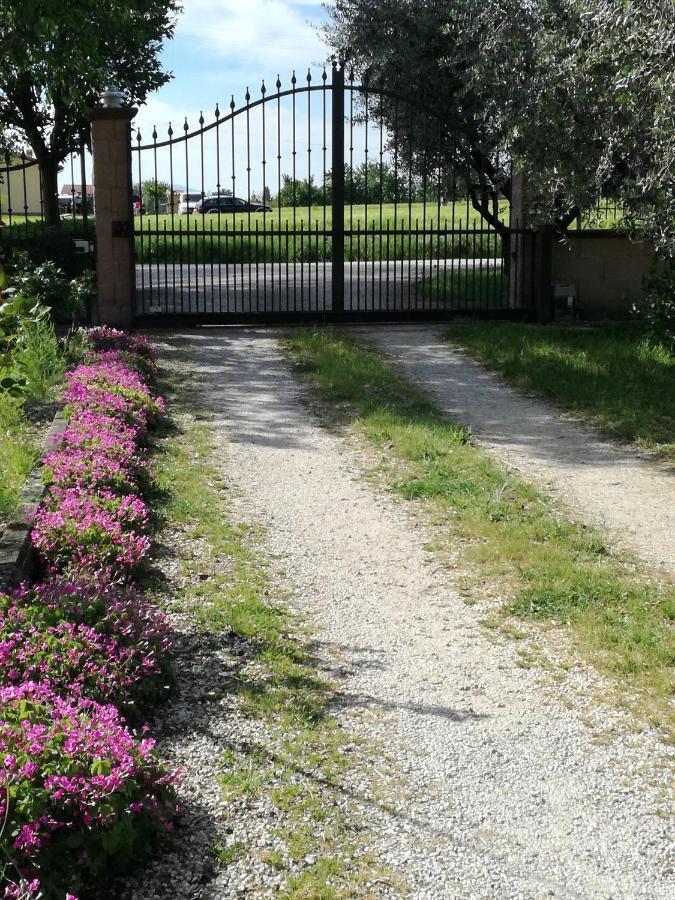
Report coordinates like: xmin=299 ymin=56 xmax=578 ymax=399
xmin=355 ymin=325 xmax=675 ymax=576
xmin=144 ymin=329 xmax=673 ymax=900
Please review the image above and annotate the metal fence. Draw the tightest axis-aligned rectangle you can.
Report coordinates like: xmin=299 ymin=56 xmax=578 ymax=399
xmin=132 ymin=64 xmax=527 ymax=321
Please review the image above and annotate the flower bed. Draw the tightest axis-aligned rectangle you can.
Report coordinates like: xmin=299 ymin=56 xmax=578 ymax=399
xmin=0 ymin=329 xmax=178 ymax=900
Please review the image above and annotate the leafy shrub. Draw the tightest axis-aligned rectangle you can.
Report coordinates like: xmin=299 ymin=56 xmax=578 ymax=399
xmin=0 ymin=683 xmax=179 ymax=900
xmin=634 ymin=255 xmax=675 ymax=349
xmin=12 ymin=316 xmax=66 ymax=403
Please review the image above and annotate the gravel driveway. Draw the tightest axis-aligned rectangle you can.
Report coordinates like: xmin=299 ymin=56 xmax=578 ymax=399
xmin=149 ymin=329 xmax=673 ymax=899
xmin=356 ymin=324 xmax=675 ymax=576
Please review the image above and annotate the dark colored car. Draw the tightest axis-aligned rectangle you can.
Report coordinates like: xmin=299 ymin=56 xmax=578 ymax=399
xmin=194 ymin=195 xmax=272 ymax=214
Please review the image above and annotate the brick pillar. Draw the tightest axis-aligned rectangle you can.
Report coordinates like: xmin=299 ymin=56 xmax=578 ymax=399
xmin=90 ymin=106 xmax=137 ymax=326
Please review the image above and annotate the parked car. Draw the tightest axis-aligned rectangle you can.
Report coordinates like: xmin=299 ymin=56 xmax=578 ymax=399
xmin=194 ymin=195 xmax=272 ymax=214
xmin=178 ymin=191 xmax=203 ymax=215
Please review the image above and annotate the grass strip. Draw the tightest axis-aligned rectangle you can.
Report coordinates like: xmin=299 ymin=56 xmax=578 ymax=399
xmin=0 ymin=394 xmax=40 ymax=526
xmin=443 ymin=322 xmax=675 ymax=459
xmin=153 ymin=408 xmax=398 ymax=898
xmin=285 ymin=329 xmax=675 ymax=738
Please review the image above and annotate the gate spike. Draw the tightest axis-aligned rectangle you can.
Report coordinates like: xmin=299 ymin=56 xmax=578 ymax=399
xmin=261 ymin=80 xmax=266 ymax=96
xmin=152 ymin=125 xmax=157 ymax=141
xmin=245 ymin=86 xmax=251 ymax=103
xmin=306 ymin=68 xmax=312 ymax=84
xmin=322 ymin=67 xmax=327 ymax=83
xmin=230 ymin=95 xmax=235 ymax=111
xmin=136 ymin=129 xmax=142 ymax=143
xmin=214 ymin=102 xmax=220 ymax=120
xmin=199 ymin=110 xmax=205 ymax=127
xmin=183 ymin=117 xmax=189 ymax=133
xmin=167 ymin=122 xmax=173 ymax=138
xmin=291 ymin=70 xmax=297 ymax=87
xmin=276 ymin=74 xmax=281 ymax=91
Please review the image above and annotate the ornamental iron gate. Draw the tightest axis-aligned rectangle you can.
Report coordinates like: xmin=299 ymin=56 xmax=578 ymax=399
xmin=132 ymin=64 xmax=533 ymax=322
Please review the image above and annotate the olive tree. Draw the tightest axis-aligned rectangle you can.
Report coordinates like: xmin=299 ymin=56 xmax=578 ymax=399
xmin=0 ymin=0 xmax=180 ymax=225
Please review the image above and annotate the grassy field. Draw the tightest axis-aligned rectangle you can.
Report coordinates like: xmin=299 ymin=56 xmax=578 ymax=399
xmin=133 ymin=202 xmax=507 ymax=265
xmin=286 ymin=330 xmax=675 ymax=738
xmin=444 ymin=323 xmax=675 ymax=460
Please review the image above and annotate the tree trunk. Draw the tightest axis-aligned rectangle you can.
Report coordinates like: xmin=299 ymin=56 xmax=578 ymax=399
xmin=39 ymin=155 xmax=61 ymax=226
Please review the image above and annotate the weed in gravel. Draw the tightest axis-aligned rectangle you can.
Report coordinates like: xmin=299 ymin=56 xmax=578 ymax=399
xmin=154 ymin=412 xmax=400 ymax=895
xmin=286 ymin=329 xmax=675 ymax=737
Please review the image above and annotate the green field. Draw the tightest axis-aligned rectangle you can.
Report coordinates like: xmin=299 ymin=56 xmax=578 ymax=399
xmin=135 ymin=201 xmax=511 ymax=232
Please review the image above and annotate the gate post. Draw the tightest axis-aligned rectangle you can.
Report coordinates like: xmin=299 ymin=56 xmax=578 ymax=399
xmin=89 ymin=95 xmax=137 ymax=327
xmin=331 ymin=62 xmax=345 ymax=313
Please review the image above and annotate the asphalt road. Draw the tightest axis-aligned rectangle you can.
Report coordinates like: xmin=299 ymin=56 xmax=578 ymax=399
xmin=135 ymin=259 xmax=502 ymax=315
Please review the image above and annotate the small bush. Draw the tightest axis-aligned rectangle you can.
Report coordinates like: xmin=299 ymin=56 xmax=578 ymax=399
xmin=12 ymin=316 xmax=66 ymax=403
xmin=634 ymin=255 xmax=675 ymax=349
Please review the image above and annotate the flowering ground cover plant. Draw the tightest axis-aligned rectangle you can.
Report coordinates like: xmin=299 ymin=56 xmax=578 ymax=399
xmin=0 ymin=329 xmax=178 ymax=900
xmin=0 ymin=683 xmax=179 ymax=899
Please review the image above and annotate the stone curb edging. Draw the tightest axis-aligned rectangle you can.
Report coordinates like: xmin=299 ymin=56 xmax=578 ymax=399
xmin=0 ymin=410 xmax=67 ymax=592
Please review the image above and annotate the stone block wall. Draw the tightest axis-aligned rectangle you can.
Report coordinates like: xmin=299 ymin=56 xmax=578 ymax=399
xmin=552 ymin=232 xmax=654 ymax=318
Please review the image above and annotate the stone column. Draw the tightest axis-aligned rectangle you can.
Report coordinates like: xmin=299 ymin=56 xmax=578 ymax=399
xmin=90 ymin=105 xmax=137 ymax=326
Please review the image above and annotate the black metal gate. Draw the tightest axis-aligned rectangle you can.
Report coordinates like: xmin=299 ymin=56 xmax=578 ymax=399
xmin=133 ymin=64 xmax=533 ymax=323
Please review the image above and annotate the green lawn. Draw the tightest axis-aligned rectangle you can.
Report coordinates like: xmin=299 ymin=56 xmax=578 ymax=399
xmin=444 ymin=323 xmax=675 ymax=460
xmin=286 ymin=330 xmax=675 ymax=738
xmin=135 ymin=201 xmax=510 ymax=232
xmin=423 ymin=268 xmax=506 ymax=308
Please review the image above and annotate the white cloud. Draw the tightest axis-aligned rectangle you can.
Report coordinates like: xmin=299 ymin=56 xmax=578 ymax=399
xmin=176 ymin=0 xmax=328 ymax=75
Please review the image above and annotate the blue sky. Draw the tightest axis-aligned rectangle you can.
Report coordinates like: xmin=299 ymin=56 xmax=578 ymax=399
xmin=131 ymin=0 xmax=335 ymax=193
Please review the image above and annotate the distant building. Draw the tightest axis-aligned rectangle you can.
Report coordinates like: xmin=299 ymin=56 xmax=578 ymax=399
xmin=0 ymin=150 xmax=43 ymax=217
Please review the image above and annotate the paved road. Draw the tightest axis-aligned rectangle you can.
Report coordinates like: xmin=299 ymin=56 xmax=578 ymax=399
xmin=135 ymin=259 xmax=502 ymax=315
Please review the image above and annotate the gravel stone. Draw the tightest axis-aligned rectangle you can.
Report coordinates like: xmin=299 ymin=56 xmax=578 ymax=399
xmin=119 ymin=329 xmax=672 ymax=899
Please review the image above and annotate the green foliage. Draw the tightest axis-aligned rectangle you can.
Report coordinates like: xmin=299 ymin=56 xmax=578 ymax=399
xmin=635 ymin=257 xmax=675 ymax=351
xmin=0 ymin=389 xmax=37 ymax=519
xmin=12 ymin=316 xmax=65 ymax=403
xmin=142 ymin=179 xmax=171 ymax=214
xmin=7 ymin=256 xmax=89 ymax=322
xmin=0 ymin=0 xmax=180 ymax=223
xmin=277 ymin=174 xmax=325 ymax=208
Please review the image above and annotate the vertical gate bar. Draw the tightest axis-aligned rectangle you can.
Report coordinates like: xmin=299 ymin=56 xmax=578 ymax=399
xmin=4 ymin=151 xmax=13 ymax=225
xmin=245 ymin=87 xmax=253 ymax=312
xmin=163 ymin=220 xmax=169 ymax=312
xmin=478 ymin=222 xmax=484 ymax=308
xmin=443 ymin=217 xmax=449 ymax=306
xmin=407 ymin=102 xmax=414 ymax=310
xmin=69 ymin=151 xmax=76 ymax=224
xmin=291 ymin=71 xmax=297 ymax=312
xmin=471 ymin=221 xmax=477 ymax=310
xmin=285 ymin=219 xmax=290 ymax=303
xmin=239 ymin=217 xmax=245 ymax=312
xmin=153 ymin=126 xmax=161 ymax=313
xmin=322 ymin=68 xmax=328 ymax=311
xmin=80 ymin=141 xmax=89 ymax=237
xmin=168 ymin=123 xmax=176 ymax=312
xmin=413 ymin=216 xmax=419 ymax=309
xmin=223 ymin=218 xmax=230 ymax=313
xmin=348 ymin=69 xmax=355 ymax=310
xmin=178 ymin=217 xmax=184 ymax=314
xmin=378 ymin=100 xmax=385 ymax=311
xmin=420 ymin=116 xmax=428 ymax=309
xmin=261 ymin=82 xmax=268 ymax=310
xmin=184 ymin=118 xmax=191 ymax=310
xmin=331 ymin=62 xmax=345 ymax=313
xmin=20 ymin=153 xmax=28 ymax=224
xmin=277 ymin=76 xmax=282 ymax=312
xmin=385 ymin=219 xmax=390 ymax=311
xmin=363 ymin=86 xmax=369 ymax=310
xmin=197 ymin=112 xmax=204 ymax=314
xmin=306 ymin=69 xmax=312 ymax=310
xmin=392 ymin=99 xmax=399 ymax=310
xmin=255 ymin=218 xmax=260 ymax=311
xmin=450 ymin=154 xmax=457 ymax=304
xmin=210 ymin=217 xmax=215 ymax=313
xmin=135 ymin=132 xmax=145 ymax=314
xmin=356 ymin=218 xmax=361 ymax=308
xmin=230 ymin=96 xmax=238 ymax=310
